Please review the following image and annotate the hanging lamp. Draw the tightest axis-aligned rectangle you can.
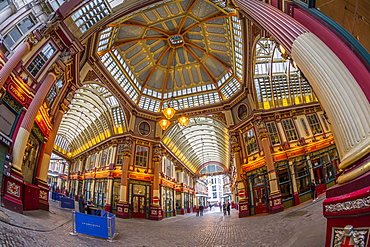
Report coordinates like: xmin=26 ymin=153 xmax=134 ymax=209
xmin=158 ymin=118 xmax=171 ymax=130
xmin=178 ymin=115 xmax=189 ymax=127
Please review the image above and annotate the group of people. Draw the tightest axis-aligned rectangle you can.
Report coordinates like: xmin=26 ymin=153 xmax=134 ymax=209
xmin=78 ymin=195 xmax=95 ymax=214
xmin=194 ymin=202 xmax=231 ymax=216
xmin=194 ymin=204 xmax=204 ymax=216
xmin=222 ymin=202 xmax=231 ymax=215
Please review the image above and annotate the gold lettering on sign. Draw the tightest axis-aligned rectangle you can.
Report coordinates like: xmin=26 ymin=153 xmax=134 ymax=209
xmin=8 ymin=83 xmax=26 ymax=104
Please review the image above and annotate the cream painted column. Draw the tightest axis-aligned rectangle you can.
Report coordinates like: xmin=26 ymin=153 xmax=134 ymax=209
xmin=288 ymin=161 xmax=300 ymax=206
xmin=119 ymin=137 xmax=132 ymax=203
xmin=12 ymin=68 xmax=61 ymax=178
xmin=291 ymin=33 xmax=370 ymax=183
xmin=105 ymin=175 xmax=113 ymax=211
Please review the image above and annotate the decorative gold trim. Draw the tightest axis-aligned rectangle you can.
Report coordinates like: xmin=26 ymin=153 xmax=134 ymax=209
xmin=339 ymin=144 xmax=370 ymax=170
xmin=337 ymin=161 xmax=370 ymax=184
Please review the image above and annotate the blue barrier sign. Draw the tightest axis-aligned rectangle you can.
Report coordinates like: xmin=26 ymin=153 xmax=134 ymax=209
xmin=56 ymin=193 xmax=62 ymax=201
xmin=75 ymin=212 xmax=109 ymax=239
xmin=51 ymin=192 xmax=56 ymax=200
xmin=61 ymin=197 xmax=75 ymax=209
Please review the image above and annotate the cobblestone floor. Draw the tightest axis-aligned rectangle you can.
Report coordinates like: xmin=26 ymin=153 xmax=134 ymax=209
xmin=0 ymin=197 xmax=326 ymax=247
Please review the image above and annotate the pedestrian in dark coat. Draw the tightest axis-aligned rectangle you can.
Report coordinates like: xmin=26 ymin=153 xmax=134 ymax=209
xmin=227 ymin=202 xmax=231 ymax=215
xmin=310 ymin=179 xmax=317 ymax=202
xmin=78 ymin=195 xmax=86 ymax=213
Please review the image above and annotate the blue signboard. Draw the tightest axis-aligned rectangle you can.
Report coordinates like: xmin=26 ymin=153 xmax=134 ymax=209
xmin=75 ymin=212 xmax=109 ymax=239
xmin=61 ymin=197 xmax=75 ymax=209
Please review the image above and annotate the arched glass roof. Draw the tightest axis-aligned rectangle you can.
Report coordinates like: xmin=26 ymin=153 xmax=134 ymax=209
xmin=97 ymin=0 xmax=243 ymax=112
xmin=162 ymin=116 xmax=230 ymax=174
xmin=253 ymin=38 xmax=318 ymax=109
xmin=54 ymin=83 xmax=125 ymax=155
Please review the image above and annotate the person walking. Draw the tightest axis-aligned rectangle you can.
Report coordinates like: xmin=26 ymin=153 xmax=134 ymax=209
xmin=219 ymin=202 xmax=222 ymax=212
xmin=86 ymin=198 xmax=95 ymax=214
xmin=199 ymin=204 xmax=204 ymax=216
xmin=78 ymin=194 xmax=87 ymax=213
xmin=227 ymin=202 xmax=231 ymax=215
xmin=222 ymin=202 xmax=227 ymax=215
xmin=194 ymin=205 xmax=199 ymax=216
xmin=310 ymin=179 xmax=318 ymax=202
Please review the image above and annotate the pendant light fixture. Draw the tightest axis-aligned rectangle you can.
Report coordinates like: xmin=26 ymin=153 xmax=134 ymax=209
xmin=158 ymin=47 xmax=189 ymax=130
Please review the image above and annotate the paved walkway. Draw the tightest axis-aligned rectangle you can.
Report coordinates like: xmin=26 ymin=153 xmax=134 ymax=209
xmin=0 ymin=196 xmax=326 ymax=247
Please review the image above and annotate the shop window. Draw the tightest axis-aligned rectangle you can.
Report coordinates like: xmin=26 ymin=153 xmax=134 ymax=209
xmin=135 ymin=146 xmax=148 ymax=168
xmin=166 ymin=161 xmax=172 ymax=177
xmin=4 ymin=15 xmax=35 ymax=48
xmin=84 ymin=179 xmax=93 ymax=200
xmin=266 ymin=122 xmax=280 ymax=145
xmin=244 ymin=129 xmax=258 ymax=155
xmin=133 ymin=184 xmax=146 ymax=195
xmin=27 ymin=43 xmax=56 ymax=77
xmin=281 ymin=119 xmax=298 ymax=141
xmin=101 ymin=149 xmax=108 ymax=167
xmin=112 ymin=179 xmax=120 ymax=209
xmin=95 ymin=179 xmax=107 ymax=206
xmin=116 ymin=144 xmax=124 ymax=165
xmin=325 ymin=149 xmax=339 ymax=182
xmin=294 ymin=161 xmax=310 ymax=194
xmin=88 ymin=154 xmax=96 ymax=169
xmin=276 ymin=163 xmax=292 ymax=201
xmin=307 ymin=114 xmax=322 ymax=135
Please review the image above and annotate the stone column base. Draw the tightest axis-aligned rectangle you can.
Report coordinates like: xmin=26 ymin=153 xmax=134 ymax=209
xmin=293 ymin=191 xmax=300 ymax=206
xmin=37 ymin=180 xmax=50 ymax=211
xmin=269 ymin=193 xmax=284 ymax=214
xmin=116 ymin=203 xmax=130 ymax=219
xmin=150 ymin=206 xmax=163 ymax=220
xmin=323 ymin=171 xmax=370 ymax=247
xmin=3 ymin=171 xmax=24 ymax=214
xmin=104 ymin=204 xmax=111 ymax=212
xmin=238 ymin=200 xmax=250 ymax=218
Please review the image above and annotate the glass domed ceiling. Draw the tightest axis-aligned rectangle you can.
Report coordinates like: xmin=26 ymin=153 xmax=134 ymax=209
xmin=97 ymin=0 xmax=243 ymax=112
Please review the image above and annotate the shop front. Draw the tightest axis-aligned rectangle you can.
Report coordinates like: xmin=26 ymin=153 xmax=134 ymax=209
xmin=129 ymin=180 xmax=150 ymax=219
xmin=246 ymin=166 xmax=268 ymax=215
xmin=161 ymin=185 xmax=174 ymax=217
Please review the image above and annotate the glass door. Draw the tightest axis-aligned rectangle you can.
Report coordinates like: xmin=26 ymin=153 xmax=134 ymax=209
xmin=132 ymin=196 xmax=146 ymax=218
xmin=253 ymin=185 xmax=268 ymax=214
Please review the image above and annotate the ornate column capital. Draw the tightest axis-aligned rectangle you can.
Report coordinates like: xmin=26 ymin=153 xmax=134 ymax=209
xmin=122 ymin=137 xmax=133 ymax=157
xmin=230 ymin=132 xmax=241 ymax=153
xmin=255 ymin=119 xmax=269 ymax=140
xmin=152 ymin=144 xmax=162 ymax=162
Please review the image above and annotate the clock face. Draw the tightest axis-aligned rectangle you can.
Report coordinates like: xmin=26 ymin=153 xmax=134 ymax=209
xmin=139 ymin=121 xmax=150 ymax=136
xmin=238 ymin=104 xmax=248 ymax=120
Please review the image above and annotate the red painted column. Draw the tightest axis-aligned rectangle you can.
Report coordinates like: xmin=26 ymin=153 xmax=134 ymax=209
xmin=150 ymin=144 xmax=163 ymax=220
xmin=116 ymin=137 xmax=132 ymax=219
xmin=0 ymin=41 xmax=32 ymax=88
xmin=258 ymin=127 xmax=284 ymax=214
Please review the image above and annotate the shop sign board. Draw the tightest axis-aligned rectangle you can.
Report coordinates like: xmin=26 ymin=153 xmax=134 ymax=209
xmin=0 ymin=104 xmax=16 ymax=136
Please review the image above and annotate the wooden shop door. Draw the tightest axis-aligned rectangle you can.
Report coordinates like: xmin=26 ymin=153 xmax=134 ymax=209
xmin=132 ymin=196 xmax=146 ymax=218
xmin=253 ymin=186 xmax=268 ymax=214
